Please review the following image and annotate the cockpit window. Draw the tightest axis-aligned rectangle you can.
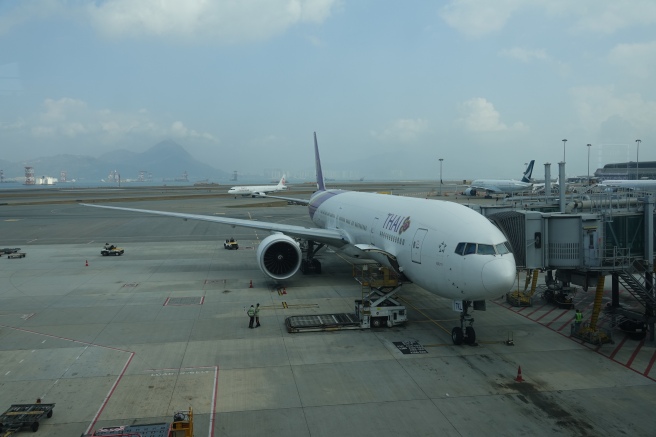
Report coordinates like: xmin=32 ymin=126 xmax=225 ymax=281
xmin=477 ymin=244 xmax=495 ymax=255
xmin=456 ymin=242 xmax=513 ymax=256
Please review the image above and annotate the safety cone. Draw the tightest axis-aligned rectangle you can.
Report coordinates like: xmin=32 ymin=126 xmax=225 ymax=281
xmin=515 ymin=366 xmax=524 ymax=382
xmin=249 ymin=280 xmax=253 ymax=288
xmin=282 ymin=287 xmax=287 ymax=295
xmin=85 ymin=260 xmax=88 ymax=267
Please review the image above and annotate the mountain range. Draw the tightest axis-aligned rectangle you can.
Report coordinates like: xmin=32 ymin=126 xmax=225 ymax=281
xmin=0 ymin=140 xmax=227 ymax=183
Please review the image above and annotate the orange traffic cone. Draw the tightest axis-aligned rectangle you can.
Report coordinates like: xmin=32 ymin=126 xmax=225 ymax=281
xmin=85 ymin=260 xmax=88 ymax=267
xmin=249 ymin=280 xmax=253 ymax=288
xmin=515 ymin=366 xmax=524 ymax=382
xmin=282 ymin=287 xmax=287 ymax=295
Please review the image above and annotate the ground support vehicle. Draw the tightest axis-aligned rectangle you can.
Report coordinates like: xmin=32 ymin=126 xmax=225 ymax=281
xmin=0 ymin=248 xmax=20 ymax=254
xmin=0 ymin=402 xmax=55 ymax=435
xmin=6 ymin=253 xmax=25 ymax=259
xmin=82 ymin=408 xmax=193 ymax=437
xmin=285 ymin=265 xmax=407 ymax=332
xmin=100 ymin=245 xmax=124 ymax=256
xmin=223 ymin=239 xmax=239 ymax=250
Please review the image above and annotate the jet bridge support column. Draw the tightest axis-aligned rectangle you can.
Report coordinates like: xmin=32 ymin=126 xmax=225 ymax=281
xmin=644 ymin=194 xmax=654 ymax=341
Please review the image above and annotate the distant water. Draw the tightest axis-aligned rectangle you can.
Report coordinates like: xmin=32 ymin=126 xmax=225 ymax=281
xmin=0 ymin=180 xmax=204 ymax=190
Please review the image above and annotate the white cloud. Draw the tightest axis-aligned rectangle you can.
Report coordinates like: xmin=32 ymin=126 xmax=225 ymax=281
xmin=26 ymin=97 xmax=217 ymax=143
xmin=570 ymin=85 xmax=656 ymax=134
xmin=458 ymin=98 xmax=527 ymax=132
xmin=608 ymin=41 xmax=656 ymax=79
xmin=439 ymin=0 xmax=656 ymax=37
xmin=439 ymin=0 xmax=522 ymax=38
xmin=85 ymin=0 xmax=340 ymax=43
xmin=370 ymin=118 xmax=429 ymax=143
xmin=499 ymin=47 xmax=569 ymax=76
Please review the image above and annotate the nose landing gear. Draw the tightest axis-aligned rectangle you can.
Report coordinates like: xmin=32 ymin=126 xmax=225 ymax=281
xmin=451 ymin=300 xmax=477 ymax=345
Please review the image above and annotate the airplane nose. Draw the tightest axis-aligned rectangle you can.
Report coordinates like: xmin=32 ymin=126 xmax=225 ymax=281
xmin=482 ymin=257 xmax=516 ymax=295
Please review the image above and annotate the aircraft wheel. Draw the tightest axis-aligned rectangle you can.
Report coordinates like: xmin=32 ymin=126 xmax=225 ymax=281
xmin=465 ymin=326 xmax=476 ymax=344
xmin=371 ymin=317 xmax=385 ymax=328
xmin=312 ymin=259 xmax=321 ymax=273
xmin=451 ymin=327 xmax=464 ymax=345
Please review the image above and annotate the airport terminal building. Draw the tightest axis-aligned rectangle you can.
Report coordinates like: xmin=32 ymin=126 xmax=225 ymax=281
xmin=595 ymin=161 xmax=656 ymax=180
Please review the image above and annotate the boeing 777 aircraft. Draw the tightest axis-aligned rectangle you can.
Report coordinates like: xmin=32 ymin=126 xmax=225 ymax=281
xmin=464 ymin=160 xmax=535 ymax=197
xmin=228 ymin=175 xmax=287 ymax=197
xmin=82 ymin=133 xmax=516 ymax=344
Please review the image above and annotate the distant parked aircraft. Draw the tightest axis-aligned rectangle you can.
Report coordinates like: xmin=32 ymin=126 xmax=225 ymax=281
xmin=464 ymin=160 xmax=535 ymax=197
xmin=228 ymin=175 xmax=287 ymax=197
xmin=597 ymin=179 xmax=656 ymax=191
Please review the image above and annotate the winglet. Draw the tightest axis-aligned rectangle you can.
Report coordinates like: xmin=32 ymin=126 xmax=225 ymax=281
xmin=314 ymin=132 xmax=326 ymax=191
xmin=522 ymin=160 xmax=535 ymax=183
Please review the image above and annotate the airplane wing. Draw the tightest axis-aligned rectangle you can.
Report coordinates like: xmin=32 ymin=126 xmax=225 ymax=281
xmin=254 ymin=193 xmax=310 ymax=205
xmin=470 ymin=184 xmax=503 ymax=194
xmin=80 ymin=203 xmax=347 ymax=246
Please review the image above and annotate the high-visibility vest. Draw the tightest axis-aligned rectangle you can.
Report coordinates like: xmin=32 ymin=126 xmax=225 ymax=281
xmin=575 ymin=312 xmax=582 ymax=322
xmin=247 ymin=307 xmax=255 ymax=316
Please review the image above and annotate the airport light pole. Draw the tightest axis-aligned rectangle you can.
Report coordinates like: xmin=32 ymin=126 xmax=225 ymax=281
xmin=439 ymin=158 xmax=444 ymax=196
xmin=562 ymin=139 xmax=567 ymax=162
xmin=636 ymin=139 xmax=641 ymax=180
xmin=587 ymin=144 xmax=591 ymax=184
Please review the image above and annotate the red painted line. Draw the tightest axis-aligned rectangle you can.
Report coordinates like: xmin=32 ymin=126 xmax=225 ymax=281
xmin=609 ymin=335 xmax=629 ymax=360
xmin=534 ymin=306 xmax=560 ymax=322
xmin=200 ymin=296 xmax=205 ymax=305
xmin=163 ymin=297 xmax=171 ymax=306
xmin=211 ymin=365 xmax=218 ymax=437
xmin=85 ymin=352 xmax=135 ymax=435
xmin=644 ymin=349 xmax=656 ymax=377
xmin=626 ymin=339 xmax=645 ymax=368
xmin=552 ymin=314 xmax=572 ymax=332
xmin=525 ymin=302 xmax=549 ymax=317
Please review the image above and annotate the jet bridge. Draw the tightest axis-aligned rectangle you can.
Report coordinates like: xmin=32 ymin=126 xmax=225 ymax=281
xmin=482 ymin=194 xmax=656 ymax=343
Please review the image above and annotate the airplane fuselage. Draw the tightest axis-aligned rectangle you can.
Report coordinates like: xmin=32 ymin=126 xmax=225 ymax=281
xmin=468 ymin=179 xmax=532 ymax=194
xmin=308 ymin=189 xmax=516 ymax=301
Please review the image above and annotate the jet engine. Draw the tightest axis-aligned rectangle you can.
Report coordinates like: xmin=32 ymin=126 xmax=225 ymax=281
xmin=463 ymin=188 xmax=477 ymax=196
xmin=256 ymin=234 xmax=303 ymax=280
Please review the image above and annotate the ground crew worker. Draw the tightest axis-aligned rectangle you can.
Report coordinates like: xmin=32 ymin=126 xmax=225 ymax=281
xmin=255 ymin=303 xmax=261 ymax=327
xmin=247 ymin=305 xmax=255 ymax=329
xmin=574 ymin=309 xmax=583 ymax=331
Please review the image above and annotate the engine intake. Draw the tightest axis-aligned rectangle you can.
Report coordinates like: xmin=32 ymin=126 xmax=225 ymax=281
xmin=256 ymin=234 xmax=302 ymax=280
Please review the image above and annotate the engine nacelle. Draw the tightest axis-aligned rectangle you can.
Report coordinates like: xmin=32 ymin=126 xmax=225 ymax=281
xmin=256 ymin=234 xmax=302 ymax=280
xmin=463 ymin=187 xmax=477 ymax=196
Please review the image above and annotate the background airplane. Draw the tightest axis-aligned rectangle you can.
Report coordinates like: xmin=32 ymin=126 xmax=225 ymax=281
xmin=228 ymin=175 xmax=287 ymax=197
xmin=597 ymin=179 xmax=656 ymax=191
xmin=83 ymin=133 xmax=516 ymax=345
xmin=464 ymin=160 xmax=535 ymax=197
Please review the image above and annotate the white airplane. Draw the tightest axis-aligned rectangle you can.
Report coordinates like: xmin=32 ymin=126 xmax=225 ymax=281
xmin=464 ymin=160 xmax=535 ymax=197
xmin=82 ymin=133 xmax=516 ymax=345
xmin=228 ymin=175 xmax=287 ymax=197
xmin=597 ymin=179 xmax=656 ymax=191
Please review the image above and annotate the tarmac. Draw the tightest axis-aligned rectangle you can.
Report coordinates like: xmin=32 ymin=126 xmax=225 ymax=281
xmin=1 ymin=183 xmax=655 ymax=437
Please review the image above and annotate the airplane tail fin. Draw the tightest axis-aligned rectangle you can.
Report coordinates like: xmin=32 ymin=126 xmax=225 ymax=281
xmin=278 ymin=175 xmax=286 ymax=188
xmin=521 ymin=160 xmax=535 ymax=183
xmin=314 ymin=132 xmax=326 ymax=191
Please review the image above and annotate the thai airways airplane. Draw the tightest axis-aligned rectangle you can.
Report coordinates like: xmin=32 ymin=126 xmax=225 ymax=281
xmin=464 ymin=160 xmax=535 ymax=197
xmin=228 ymin=175 xmax=287 ymax=197
xmin=82 ymin=133 xmax=516 ymax=345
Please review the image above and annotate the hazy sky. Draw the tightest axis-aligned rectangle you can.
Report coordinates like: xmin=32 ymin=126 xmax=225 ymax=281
xmin=1 ymin=0 xmax=654 ymax=180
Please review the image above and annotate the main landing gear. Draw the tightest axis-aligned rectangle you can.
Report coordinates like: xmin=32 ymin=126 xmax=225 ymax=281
xmin=451 ymin=300 xmax=476 ymax=345
xmin=299 ymin=240 xmax=325 ymax=275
